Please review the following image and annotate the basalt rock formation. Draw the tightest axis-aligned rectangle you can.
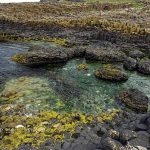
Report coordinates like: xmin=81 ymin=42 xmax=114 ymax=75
xmin=116 ymin=89 xmax=149 ymax=112
xmin=95 ymin=65 xmax=128 ymax=82
xmin=137 ymin=59 xmax=150 ymax=75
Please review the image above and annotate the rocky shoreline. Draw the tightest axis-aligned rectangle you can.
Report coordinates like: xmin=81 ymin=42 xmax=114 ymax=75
xmin=0 ymin=1 xmax=150 ymax=150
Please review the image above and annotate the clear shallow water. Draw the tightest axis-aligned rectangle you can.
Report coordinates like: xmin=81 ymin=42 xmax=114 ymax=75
xmin=49 ymin=59 xmax=150 ymax=112
xmin=0 ymin=41 xmax=56 ymax=84
xmin=0 ymin=41 xmax=150 ymax=113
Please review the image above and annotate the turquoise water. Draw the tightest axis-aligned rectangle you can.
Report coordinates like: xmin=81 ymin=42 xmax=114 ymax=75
xmin=0 ymin=41 xmax=150 ymax=113
xmin=48 ymin=59 xmax=150 ymax=113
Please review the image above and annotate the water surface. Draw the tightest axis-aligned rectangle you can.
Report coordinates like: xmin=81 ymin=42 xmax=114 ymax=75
xmin=0 ymin=41 xmax=150 ymax=113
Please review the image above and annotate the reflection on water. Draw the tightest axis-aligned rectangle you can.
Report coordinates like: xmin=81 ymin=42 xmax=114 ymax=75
xmin=0 ymin=42 xmax=150 ymax=113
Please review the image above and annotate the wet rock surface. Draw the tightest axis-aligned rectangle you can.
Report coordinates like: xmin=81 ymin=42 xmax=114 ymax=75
xmin=137 ymin=59 xmax=150 ymax=75
xmin=116 ymin=89 xmax=149 ymax=113
xmin=11 ymin=46 xmax=69 ymax=66
xmin=128 ymin=50 xmax=146 ymax=59
xmin=123 ymin=57 xmax=137 ymax=71
xmin=85 ymin=46 xmax=126 ymax=62
xmin=95 ymin=65 xmax=128 ymax=82
xmin=11 ymin=43 xmax=127 ymax=66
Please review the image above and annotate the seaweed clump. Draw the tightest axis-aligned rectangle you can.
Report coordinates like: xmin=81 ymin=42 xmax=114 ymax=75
xmin=77 ymin=64 xmax=88 ymax=70
xmin=95 ymin=64 xmax=128 ymax=82
xmin=11 ymin=54 xmax=28 ymax=64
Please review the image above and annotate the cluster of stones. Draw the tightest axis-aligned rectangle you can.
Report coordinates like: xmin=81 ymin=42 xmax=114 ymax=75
xmin=11 ymin=45 xmax=126 ymax=66
xmin=0 ymin=103 xmax=120 ymax=150
xmin=123 ymin=50 xmax=150 ymax=75
xmin=17 ymin=112 xmax=150 ymax=150
xmin=11 ymin=44 xmax=150 ymax=76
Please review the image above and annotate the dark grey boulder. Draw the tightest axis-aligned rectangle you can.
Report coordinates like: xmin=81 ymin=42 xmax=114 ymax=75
xmin=93 ymin=125 xmax=107 ymax=137
xmin=135 ymin=123 xmax=148 ymax=131
xmin=123 ymin=57 xmax=137 ymax=71
xmin=70 ymin=142 xmax=98 ymax=150
xmin=62 ymin=142 xmax=72 ymax=149
xmin=128 ymin=50 xmax=145 ymax=59
xmin=11 ymin=46 xmax=68 ymax=66
xmin=17 ymin=144 xmax=37 ymax=150
xmin=146 ymin=117 xmax=150 ymax=126
xmin=105 ymin=129 xmax=120 ymax=140
xmin=139 ymin=114 xmax=150 ymax=124
xmin=128 ymin=131 xmax=150 ymax=148
xmin=116 ymin=89 xmax=149 ymax=112
xmin=101 ymin=137 xmax=123 ymax=150
xmin=85 ymin=47 xmax=126 ymax=62
xmin=137 ymin=59 xmax=150 ymax=75
xmin=119 ymin=129 xmax=137 ymax=144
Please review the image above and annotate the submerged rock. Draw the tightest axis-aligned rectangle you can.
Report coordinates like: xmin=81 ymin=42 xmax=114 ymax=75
xmin=137 ymin=59 xmax=150 ymax=75
xmin=0 ymin=76 xmax=65 ymax=111
xmin=101 ymin=137 xmax=123 ymax=150
xmin=116 ymin=89 xmax=149 ymax=113
xmin=95 ymin=65 xmax=128 ymax=82
xmin=123 ymin=57 xmax=137 ymax=71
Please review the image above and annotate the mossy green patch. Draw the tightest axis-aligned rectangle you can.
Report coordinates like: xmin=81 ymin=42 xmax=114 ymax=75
xmin=77 ymin=64 xmax=89 ymax=70
xmin=11 ymin=54 xmax=28 ymax=64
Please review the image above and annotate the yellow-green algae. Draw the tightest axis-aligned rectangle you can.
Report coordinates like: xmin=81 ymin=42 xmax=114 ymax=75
xmin=77 ymin=63 xmax=89 ymax=70
xmin=0 ymin=32 xmax=68 ymax=47
xmin=11 ymin=54 xmax=28 ymax=64
xmin=95 ymin=64 xmax=126 ymax=80
xmin=0 ymin=103 xmax=120 ymax=150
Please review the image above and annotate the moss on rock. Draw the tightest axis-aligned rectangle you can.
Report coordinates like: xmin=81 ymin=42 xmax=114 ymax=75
xmin=95 ymin=64 xmax=128 ymax=82
xmin=77 ymin=64 xmax=88 ymax=70
xmin=11 ymin=54 xmax=28 ymax=64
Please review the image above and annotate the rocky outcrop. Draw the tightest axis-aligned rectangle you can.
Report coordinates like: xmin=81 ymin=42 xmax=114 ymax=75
xmin=11 ymin=46 xmax=85 ymax=66
xmin=116 ymin=89 xmax=149 ymax=112
xmin=11 ymin=47 xmax=68 ymax=66
xmin=137 ymin=59 xmax=150 ymax=75
xmin=128 ymin=50 xmax=146 ymax=59
xmin=12 ymin=44 xmax=127 ymax=66
xmin=101 ymin=137 xmax=123 ymax=150
xmin=123 ymin=57 xmax=137 ymax=71
xmin=95 ymin=65 xmax=128 ymax=82
xmin=85 ymin=47 xmax=126 ymax=62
